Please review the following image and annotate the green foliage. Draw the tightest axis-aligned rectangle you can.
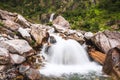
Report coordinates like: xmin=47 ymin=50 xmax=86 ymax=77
xmin=0 ymin=0 xmax=120 ymax=32
xmin=0 ymin=21 xmax=4 ymax=27
xmin=47 ymin=22 xmax=53 ymax=26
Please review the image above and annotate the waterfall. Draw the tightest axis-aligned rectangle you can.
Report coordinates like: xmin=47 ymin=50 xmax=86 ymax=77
xmin=49 ymin=13 xmax=55 ymax=22
xmin=40 ymin=34 xmax=102 ymax=76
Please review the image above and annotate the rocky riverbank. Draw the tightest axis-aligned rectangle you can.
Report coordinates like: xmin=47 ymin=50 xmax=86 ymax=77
xmin=0 ymin=9 xmax=120 ymax=80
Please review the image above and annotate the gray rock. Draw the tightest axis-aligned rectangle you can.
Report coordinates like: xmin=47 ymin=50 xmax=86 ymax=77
xmin=10 ymin=54 xmax=26 ymax=64
xmin=30 ymin=26 xmax=49 ymax=46
xmin=0 ymin=47 xmax=10 ymax=64
xmin=91 ymin=30 xmax=120 ymax=53
xmin=16 ymin=14 xmax=31 ymax=28
xmin=0 ymin=39 xmax=33 ymax=55
xmin=0 ymin=9 xmax=17 ymax=21
xmin=103 ymin=46 xmax=120 ymax=79
xmin=84 ymin=32 xmax=94 ymax=39
xmin=53 ymin=16 xmax=70 ymax=29
xmin=25 ymin=68 xmax=41 ymax=80
xmin=3 ymin=19 xmax=20 ymax=31
xmin=18 ymin=27 xmax=32 ymax=42
xmin=19 ymin=64 xmax=30 ymax=73
xmin=0 ymin=65 xmax=6 ymax=71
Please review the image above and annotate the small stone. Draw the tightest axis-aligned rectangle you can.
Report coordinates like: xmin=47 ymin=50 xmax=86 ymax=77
xmin=0 ymin=65 xmax=6 ymax=71
xmin=10 ymin=54 xmax=26 ymax=64
xmin=19 ymin=64 xmax=30 ymax=73
xmin=18 ymin=27 xmax=32 ymax=42
xmin=84 ymin=32 xmax=94 ymax=39
xmin=25 ymin=68 xmax=41 ymax=80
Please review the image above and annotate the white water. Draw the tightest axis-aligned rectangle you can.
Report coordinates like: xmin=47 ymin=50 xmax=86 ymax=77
xmin=40 ymin=34 xmax=102 ymax=76
xmin=49 ymin=13 xmax=55 ymax=22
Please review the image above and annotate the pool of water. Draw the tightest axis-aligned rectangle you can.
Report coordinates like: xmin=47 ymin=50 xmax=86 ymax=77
xmin=40 ymin=72 xmax=111 ymax=80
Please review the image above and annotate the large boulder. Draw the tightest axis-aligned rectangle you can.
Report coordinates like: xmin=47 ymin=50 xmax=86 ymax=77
xmin=91 ymin=30 xmax=120 ymax=53
xmin=53 ymin=15 xmax=70 ymax=29
xmin=0 ymin=39 xmax=34 ymax=56
xmin=103 ymin=46 xmax=120 ymax=79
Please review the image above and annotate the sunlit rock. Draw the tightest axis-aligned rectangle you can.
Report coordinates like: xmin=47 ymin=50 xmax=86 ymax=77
xmin=53 ymin=15 xmax=70 ymax=29
xmin=91 ymin=30 xmax=120 ymax=53
xmin=10 ymin=54 xmax=26 ymax=64
xmin=0 ymin=39 xmax=33 ymax=56
xmin=30 ymin=25 xmax=49 ymax=46
xmin=3 ymin=20 xmax=20 ymax=31
xmin=0 ymin=9 xmax=17 ymax=21
xmin=84 ymin=32 xmax=94 ymax=39
xmin=18 ymin=27 xmax=32 ymax=42
xmin=16 ymin=14 xmax=31 ymax=28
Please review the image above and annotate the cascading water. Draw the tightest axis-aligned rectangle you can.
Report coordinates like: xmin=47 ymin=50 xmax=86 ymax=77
xmin=40 ymin=34 xmax=102 ymax=76
xmin=49 ymin=13 xmax=55 ymax=22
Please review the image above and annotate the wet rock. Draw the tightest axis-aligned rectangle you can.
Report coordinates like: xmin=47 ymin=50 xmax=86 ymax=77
xmin=88 ymin=49 xmax=106 ymax=65
xmin=91 ymin=30 xmax=120 ymax=53
xmin=10 ymin=54 xmax=26 ymax=64
xmin=103 ymin=46 xmax=120 ymax=79
xmin=0 ymin=39 xmax=33 ymax=56
xmin=25 ymin=68 xmax=41 ymax=80
xmin=53 ymin=15 xmax=70 ymax=29
xmin=0 ymin=47 xmax=10 ymax=64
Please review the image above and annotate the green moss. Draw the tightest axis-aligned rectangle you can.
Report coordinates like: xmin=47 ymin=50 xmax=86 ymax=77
xmin=0 ymin=22 xmax=4 ymax=27
xmin=47 ymin=22 xmax=53 ymax=26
